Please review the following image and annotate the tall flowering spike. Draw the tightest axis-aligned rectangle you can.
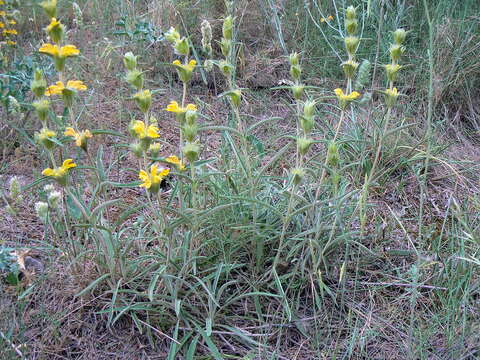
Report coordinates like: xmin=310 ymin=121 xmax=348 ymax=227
xmin=42 ymin=159 xmax=76 ymax=186
xmin=138 ymin=164 xmax=170 ymax=194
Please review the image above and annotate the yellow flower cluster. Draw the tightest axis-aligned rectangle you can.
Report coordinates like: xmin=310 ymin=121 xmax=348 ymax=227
xmin=42 ymin=159 xmax=76 ymax=186
xmin=32 ymin=0 xmax=92 ymax=186
xmin=138 ymin=164 xmax=170 ymax=194
xmin=0 ymin=1 xmax=18 ymax=46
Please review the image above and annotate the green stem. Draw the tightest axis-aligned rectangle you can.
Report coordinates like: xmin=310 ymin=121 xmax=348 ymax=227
xmin=272 ymin=182 xmax=298 ymax=272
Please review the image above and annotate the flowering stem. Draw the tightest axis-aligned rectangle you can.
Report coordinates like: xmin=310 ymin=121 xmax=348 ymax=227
xmin=188 ymin=162 xmax=198 ymax=262
xmin=366 ymin=107 xmax=392 ymax=186
xmin=273 ymin=182 xmax=298 ymax=272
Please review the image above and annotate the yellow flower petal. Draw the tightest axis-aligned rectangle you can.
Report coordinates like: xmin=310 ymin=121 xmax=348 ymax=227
xmin=66 ymin=80 xmax=87 ymax=91
xmin=42 ymin=168 xmax=54 ymax=176
xmin=64 ymin=127 xmax=77 ymax=137
xmin=39 ymin=43 xmax=59 ymax=57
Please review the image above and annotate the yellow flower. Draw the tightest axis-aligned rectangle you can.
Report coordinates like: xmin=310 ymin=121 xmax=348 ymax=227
xmin=321 ymin=15 xmax=334 ymax=22
xmin=8 ymin=20 xmax=16 ymax=25
xmin=42 ymin=159 xmax=76 ymax=186
xmin=64 ymin=127 xmax=93 ymax=150
xmin=46 ymin=18 xmax=61 ymax=32
xmin=165 ymin=155 xmax=186 ymax=171
xmin=3 ymin=29 xmax=17 ymax=35
xmin=35 ymin=128 xmax=57 ymax=149
xmin=39 ymin=43 xmax=80 ymax=57
xmin=138 ymin=164 xmax=170 ymax=193
xmin=165 ymin=100 xmax=197 ymax=114
xmin=45 ymin=80 xmax=87 ymax=96
xmin=334 ymin=88 xmax=361 ymax=109
xmin=384 ymin=87 xmax=400 ymax=108
xmin=131 ymin=120 xmax=160 ymax=139
xmin=334 ymin=88 xmax=360 ymax=101
xmin=0 ymin=1 xmax=5 ymax=5
xmin=6 ymin=40 xmax=16 ymax=46
xmin=45 ymin=17 xmax=64 ymax=43
xmin=0 ymin=23 xmax=4 ymax=29
xmin=0 ymin=11 xmax=6 ymax=17
xmin=172 ymin=59 xmax=196 ymax=83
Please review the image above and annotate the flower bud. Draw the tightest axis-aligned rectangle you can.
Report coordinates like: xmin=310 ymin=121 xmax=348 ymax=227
xmin=35 ymin=201 xmax=49 ymax=223
xmin=300 ymin=116 xmax=315 ymax=133
xmin=40 ymin=0 xmax=57 ymax=19
xmin=174 ymin=37 xmax=190 ymax=56
xmin=8 ymin=96 xmax=20 ymax=113
xmin=183 ymin=142 xmax=199 ymax=162
xmin=222 ymin=16 xmax=233 ymax=40
xmin=303 ymin=100 xmax=316 ymax=118
xmin=201 ymin=20 xmax=213 ymax=56
xmin=123 ymin=52 xmax=138 ymax=71
xmin=389 ymin=44 xmax=404 ymax=63
xmin=9 ymin=177 xmax=22 ymax=201
xmin=289 ymin=52 xmax=299 ymax=66
xmin=228 ymin=89 xmax=242 ymax=108
xmin=220 ymin=38 xmax=231 ymax=57
xmin=327 ymin=141 xmax=340 ymax=167
xmin=133 ymin=89 xmax=152 ymax=113
xmin=182 ymin=123 xmax=198 ymax=142
xmin=218 ymin=60 xmax=233 ymax=77
xmin=393 ymin=28 xmax=407 ymax=45
xmin=290 ymin=64 xmax=302 ymax=81
xmin=345 ymin=18 xmax=358 ymax=35
xmin=130 ymin=142 xmax=144 ymax=157
xmin=292 ymin=84 xmax=304 ymax=100
xmin=46 ymin=18 xmax=64 ymax=44
xmin=35 ymin=128 xmax=57 ymax=150
xmin=204 ymin=59 xmax=214 ymax=72
xmin=331 ymin=171 xmax=341 ymax=189
xmin=385 ymin=63 xmax=401 ymax=82
xmin=165 ymin=27 xmax=180 ymax=44
xmin=291 ymin=167 xmax=305 ymax=185
xmin=297 ymin=137 xmax=313 ymax=155
xmin=344 ymin=36 xmax=360 ymax=56
xmin=33 ymin=99 xmax=50 ymax=122
xmin=341 ymin=59 xmax=359 ymax=79
xmin=47 ymin=190 xmax=62 ymax=209
xmin=345 ymin=5 xmax=356 ymax=20
xmin=149 ymin=143 xmax=161 ymax=157
xmin=383 ymin=87 xmax=399 ymax=108
xmin=126 ymin=69 xmax=144 ymax=90
xmin=31 ymin=69 xmax=47 ymax=98
xmin=185 ymin=109 xmax=198 ymax=125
